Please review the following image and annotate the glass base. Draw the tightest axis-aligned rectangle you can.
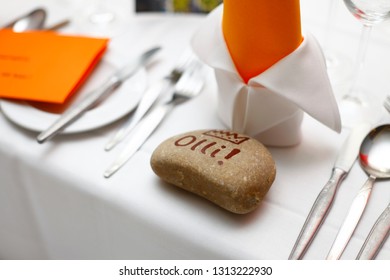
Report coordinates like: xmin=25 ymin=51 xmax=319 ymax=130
xmin=87 ymin=4 xmax=116 ymax=24
xmin=338 ymin=92 xmax=382 ymax=128
xmin=89 ymin=11 xmax=115 ymax=24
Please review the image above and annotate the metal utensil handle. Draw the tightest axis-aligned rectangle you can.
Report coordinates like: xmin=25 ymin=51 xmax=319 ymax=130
xmin=289 ymin=167 xmax=346 ymax=260
xmin=104 ymin=102 xmax=173 ymax=178
xmin=356 ymin=203 xmax=390 ymax=260
xmin=326 ymin=176 xmax=375 ymax=260
xmin=37 ymin=78 xmax=118 ymax=143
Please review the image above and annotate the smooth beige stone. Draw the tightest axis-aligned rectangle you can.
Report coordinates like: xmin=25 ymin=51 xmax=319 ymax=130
xmin=150 ymin=130 xmax=276 ymax=214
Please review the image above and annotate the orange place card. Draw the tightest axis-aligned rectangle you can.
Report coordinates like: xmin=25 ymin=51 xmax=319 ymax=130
xmin=222 ymin=0 xmax=302 ymax=83
xmin=0 ymin=29 xmax=109 ymax=103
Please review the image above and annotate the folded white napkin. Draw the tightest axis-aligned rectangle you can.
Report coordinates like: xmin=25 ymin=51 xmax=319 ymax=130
xmin=191 ymin=5 xmax=341 ymax=146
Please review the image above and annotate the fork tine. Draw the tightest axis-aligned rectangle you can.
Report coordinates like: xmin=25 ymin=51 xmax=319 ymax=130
xmin=171 ymin=49 xmax=197 ymax=76
xmin=174 ymin=60 xmax=203 ymax=98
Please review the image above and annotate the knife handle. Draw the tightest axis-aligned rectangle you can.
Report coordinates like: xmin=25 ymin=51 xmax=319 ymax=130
xmin=289 ymin=167 xmax=346 ymax=260
xmin=37 ymin=78 xmax=118 ymax=143
xmin=326 ymin=175 xmax=375 ymax=260
xmin=356 ymin=203 xmax=390 ymax=260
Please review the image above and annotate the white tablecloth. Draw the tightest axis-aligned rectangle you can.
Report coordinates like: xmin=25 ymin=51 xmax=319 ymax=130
xmin=1 ymin=0 xmax=390 ymax=260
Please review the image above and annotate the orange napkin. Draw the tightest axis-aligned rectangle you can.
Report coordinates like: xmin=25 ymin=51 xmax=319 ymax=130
xmin=0 ymin=30 xmax=108 ymax=103
xmin=222 ymin=0 xmax=302 ymax=83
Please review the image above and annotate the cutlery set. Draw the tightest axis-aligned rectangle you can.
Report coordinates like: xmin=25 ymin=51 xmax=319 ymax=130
xmin=290 ymin=121 xmax=390 ymax=260
xmin=34 ymin=44 xmax=204 ymax=177
xmin=289 ymin=123 xmax=372 ymax=260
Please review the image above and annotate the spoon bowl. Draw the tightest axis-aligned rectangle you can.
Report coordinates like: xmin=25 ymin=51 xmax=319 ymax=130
xmin=327 ymin=124 xmax=390 ymax=260
xmin=359 ymin=125 xmax=390 ymax=179
xmin=4 ymin=8 xmax=46 ymax=32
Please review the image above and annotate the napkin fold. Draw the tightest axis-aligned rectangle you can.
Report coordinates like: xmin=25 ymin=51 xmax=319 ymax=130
xmin=0 ymin=30 xmax=108 ymax=104
xmin=191 ymin=4 xmax=341 ymax=146
xmin=222 ymin=0 xmax=302 ymax=83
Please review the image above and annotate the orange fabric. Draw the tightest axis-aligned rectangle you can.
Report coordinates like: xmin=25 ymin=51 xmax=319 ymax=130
xmin=222 ymin=0 xmax=302 ymax=83
xmin=0 ymin=30 xmax=108 ymax=103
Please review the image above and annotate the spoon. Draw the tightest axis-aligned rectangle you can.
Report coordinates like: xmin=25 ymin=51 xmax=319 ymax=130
xmin=327 ymin=124 xmax=390 ymax=259
xmin=4 ymin=8 xmax=46 ymax=32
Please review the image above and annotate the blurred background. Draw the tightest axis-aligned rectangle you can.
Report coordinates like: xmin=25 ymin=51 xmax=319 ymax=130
xmin=136 ymin=0 xmax=222 ymax=13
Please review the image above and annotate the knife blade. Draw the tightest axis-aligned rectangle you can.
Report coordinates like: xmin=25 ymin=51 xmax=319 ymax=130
xmin=103 ymin=102 xmax=170 ymax=178
xmin=288 ymin=122 xmax=371 ymax=260
xmin=36 ymin=46 xmax=161 ymax=144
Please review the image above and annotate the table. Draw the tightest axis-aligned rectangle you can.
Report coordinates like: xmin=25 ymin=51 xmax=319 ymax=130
xmin=1 ymin=0 xmax=390 ymax=260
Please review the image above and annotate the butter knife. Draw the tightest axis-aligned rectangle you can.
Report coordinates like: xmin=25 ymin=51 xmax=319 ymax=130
xmin=288 ymin=122 xmax=371 ymax=260
xmin=36 ymin=46 xmax=161 ymax=144
xmin=356 ymin=202 xmax=390 ymax=260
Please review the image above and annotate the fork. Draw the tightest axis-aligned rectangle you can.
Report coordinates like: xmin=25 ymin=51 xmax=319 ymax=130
xmin=103 ymin=60 xmax=204 ymax=178
xmin=104 ymin=51 xmax=198 ymax=151
xmin=384 ymin=95 xmax=390 ymax=113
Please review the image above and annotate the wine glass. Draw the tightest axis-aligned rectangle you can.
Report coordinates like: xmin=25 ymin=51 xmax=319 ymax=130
xmin=340 ymin=0 xmax=390 ymax=127
xmin=323 ymin=0 xmax=353 ymax=91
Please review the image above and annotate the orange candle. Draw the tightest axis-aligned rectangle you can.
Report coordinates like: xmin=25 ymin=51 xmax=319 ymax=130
xmin=222 ymin=0 xmax=302 ymax=83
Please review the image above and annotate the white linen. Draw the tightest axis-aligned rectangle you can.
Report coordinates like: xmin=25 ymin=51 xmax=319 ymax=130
xmin=191 ymin=5 xmax=341 ymax=146
xmin=0 ymin=0 xmax=390 ymax=260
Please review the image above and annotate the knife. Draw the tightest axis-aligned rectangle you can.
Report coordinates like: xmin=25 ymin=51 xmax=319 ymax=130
xmin=103 ymin=102 xmax=170 ymax=178
xmin=36 ymin=46 xmax=161 ymax=144
xmin=356 ymin=202 xmax=390 ymax=260
xmin=104 ymin=81 xmax=167 ymax=151
xmin=288 ymin=122 xmax=371 ymax=260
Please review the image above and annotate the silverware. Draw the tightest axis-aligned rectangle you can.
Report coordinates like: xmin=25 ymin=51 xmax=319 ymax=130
xmin=289 ymin=122 xmax=371 ymax=260
xmin=103 ymin=61 xmax=204 ymax=178
xmin=327 ymin=124 xmax=390 ymax=260
xmin=384 ymin=95 xmax=390 ymax=113
xmin=45 ymin=19 xmax=70 ymax=31
xmin=104 ymin=51 xmax=196 ymax=151
xmin=4 ymin=8 xmax=46 ymax=31
xmin=3 ymin=8 xmax=70 ymax=32
xmin=356 ymin=203 xmax=390 ymax=260
xmin=36 ymin=46 xmax=161 ymax=144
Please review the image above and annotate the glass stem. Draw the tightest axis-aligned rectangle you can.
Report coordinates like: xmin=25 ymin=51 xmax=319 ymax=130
xmin=323 ymin=0 xmax=337 ymax=51
xmin=347 ymin=24 xmax=372 ymax=102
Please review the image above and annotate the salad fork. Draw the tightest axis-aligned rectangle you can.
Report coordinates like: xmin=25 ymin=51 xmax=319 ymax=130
xmin=104 ymin=61 xmax=204 ymax=178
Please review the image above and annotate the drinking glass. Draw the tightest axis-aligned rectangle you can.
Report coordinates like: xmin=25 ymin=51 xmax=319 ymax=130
xmin=340 ymin=0 xmax=390 ymax=127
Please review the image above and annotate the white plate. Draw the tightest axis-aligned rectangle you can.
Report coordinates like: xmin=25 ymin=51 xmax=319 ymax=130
xmin=0 ymin=59 xmax=147 ymax=134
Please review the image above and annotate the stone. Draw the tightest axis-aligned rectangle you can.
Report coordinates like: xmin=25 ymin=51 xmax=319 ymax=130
xmin=150 ymin=129 xmax=276 ymax=214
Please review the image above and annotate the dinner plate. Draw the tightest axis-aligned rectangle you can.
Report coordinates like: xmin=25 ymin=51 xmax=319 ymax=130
xmin=0 ymin=58 xmax=147 ymax=134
